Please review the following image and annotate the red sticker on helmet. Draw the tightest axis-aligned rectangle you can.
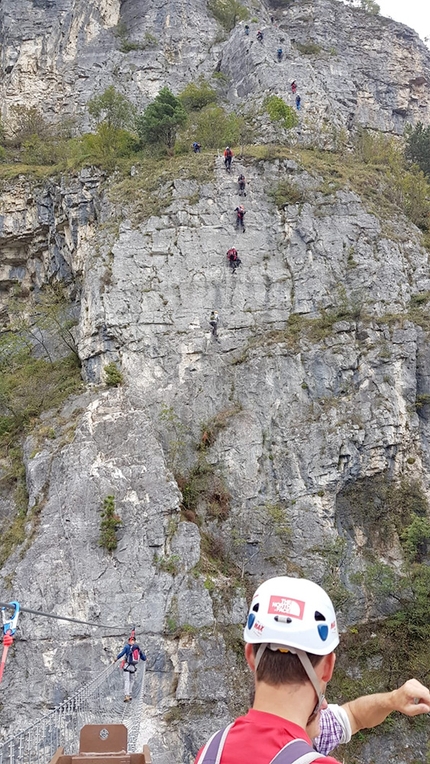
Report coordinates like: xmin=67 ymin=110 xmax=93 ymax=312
xmin=268 ymin=596 xmax=305 ymax=619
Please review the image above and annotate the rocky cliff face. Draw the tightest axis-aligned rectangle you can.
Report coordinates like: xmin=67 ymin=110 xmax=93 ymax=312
xmin=1 ymin=1 xmax=430 ymax=763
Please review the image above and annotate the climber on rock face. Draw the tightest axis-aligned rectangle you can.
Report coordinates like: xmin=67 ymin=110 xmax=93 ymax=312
xmin=235 ymin=204 xmax=246 ymax=233
xmin=224 ymin=146 xmax=233 ymax=171
xmin=277 ymin=47 xmax=283 ymax=62
xmin=192 ymin=141 xmax=201 ymax=153
xmin=291 ymin=80 xmax=297 ymax=94
xmin=209 ymin=311 xmax=220 ymax=341
xmin=257 ymin=30 xmax=263 ymax=43
xmin=295 ymin=94 xmax=301 ymax=110
xmin=227 ymin=247 xmax=242 ymax=273
xmin=238 ymin=173 xmax=246 ymax=196
xmin=245 ymin=24 xmax=250 ymax=35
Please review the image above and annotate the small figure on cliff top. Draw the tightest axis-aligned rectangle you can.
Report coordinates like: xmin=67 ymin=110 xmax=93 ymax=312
xmin=114 ymin=633 xmax=146 ymax=702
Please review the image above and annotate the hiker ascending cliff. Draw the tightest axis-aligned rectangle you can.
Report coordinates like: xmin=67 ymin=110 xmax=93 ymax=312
xmin=192 ymin=141 xmax=201 ymax=153
xmin=224 ymin=146 xmax=233 ymax=171
xmin=257 ymin=30 xmax=264 ymax=43
xmin=291 ymin=80 xmax=297 ymax=95
xmin=238 ymin=173 xmax=246 ymax=196
xmin=295 ymin=94 xmax=301 ymax=110
xmin=277 ymin=47 xmax=283 ymax=62
xmin=235 ymin=205 xmax=246 ymax=233
xmin=227 ymin=248 xmax=242 ymax=273
xmin=209 ymin=311 xmax=220 ymax=341
xmin=245 ymin=24 xmax=250 ymax=35
xmin=114 ymin=632 xmax=146 ymax=702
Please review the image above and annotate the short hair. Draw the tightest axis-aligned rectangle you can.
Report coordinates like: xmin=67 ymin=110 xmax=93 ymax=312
xmin=252 ymin=644 xmax=323 ymax=686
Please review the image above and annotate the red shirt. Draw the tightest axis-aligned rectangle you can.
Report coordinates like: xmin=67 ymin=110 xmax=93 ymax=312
xmin=195 ymin=709 xmax=342 ymax=764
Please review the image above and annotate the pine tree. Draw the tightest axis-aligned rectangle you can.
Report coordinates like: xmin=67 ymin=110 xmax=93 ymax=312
xmin=135 ymin=88 xmax=187 ymax=149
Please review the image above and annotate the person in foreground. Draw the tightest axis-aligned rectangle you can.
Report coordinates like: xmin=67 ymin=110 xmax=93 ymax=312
xmin=195 ymin=576 xmax=430 ymax=764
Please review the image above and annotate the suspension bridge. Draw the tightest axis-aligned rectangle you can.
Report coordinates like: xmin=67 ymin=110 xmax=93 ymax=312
xmin=0 ymin=600 xmax=148 ymax=764
xmin=0 ymin=660 xmax=147 ymax=764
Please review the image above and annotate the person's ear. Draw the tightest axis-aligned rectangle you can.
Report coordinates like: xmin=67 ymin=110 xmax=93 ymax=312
xmin=245 ymin=643 xmax=256 ymax=672
xmin=320 ymin=652 xmax=336 ymax=682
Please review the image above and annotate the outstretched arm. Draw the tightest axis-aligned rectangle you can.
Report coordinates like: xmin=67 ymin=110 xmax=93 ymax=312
xmin=343 ymin=679 xmax=430 ymax=734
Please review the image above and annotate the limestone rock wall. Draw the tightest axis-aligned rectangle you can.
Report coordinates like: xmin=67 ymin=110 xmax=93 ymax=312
xmin=1 ymin=0 xmax=430 ymax=762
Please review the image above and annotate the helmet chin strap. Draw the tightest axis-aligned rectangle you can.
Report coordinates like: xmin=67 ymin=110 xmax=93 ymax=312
xmin=254 ymin=644 xmax=325 ymax=721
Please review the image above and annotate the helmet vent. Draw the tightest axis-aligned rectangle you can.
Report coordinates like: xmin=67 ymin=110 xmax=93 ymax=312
xmin=252 ymin=603 xmax=259 ymax=613
xmin=314 ymin=611 xmax=326 ymax=621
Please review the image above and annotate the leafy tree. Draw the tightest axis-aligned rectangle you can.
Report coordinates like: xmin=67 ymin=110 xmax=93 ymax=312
xmin=136 ymin=88 xmax=187 ymax=149
xmin=405 ymin=122 xmax=430 ymax=178
xmin=179 ymin=79 xmax=217 ymax=112
xmin=88 ymin=86 xmax=135 ymax=130
xmin=9 ymin=106 xmax=52 ymax=148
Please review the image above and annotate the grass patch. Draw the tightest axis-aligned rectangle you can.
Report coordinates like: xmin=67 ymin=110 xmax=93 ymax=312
xmin=108 ymin=153 xmax=215 ymax=222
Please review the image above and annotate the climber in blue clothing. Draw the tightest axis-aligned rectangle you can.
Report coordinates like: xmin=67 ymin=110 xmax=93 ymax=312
xmin=114 ymin=635 xmax=146 ymax=702
xmin=277 ymin=47 xmax=283 ymax=62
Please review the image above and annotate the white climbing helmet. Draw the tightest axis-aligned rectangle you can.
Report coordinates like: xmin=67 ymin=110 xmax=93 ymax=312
xmin=243 ymin=576 xmax=339 ymax=655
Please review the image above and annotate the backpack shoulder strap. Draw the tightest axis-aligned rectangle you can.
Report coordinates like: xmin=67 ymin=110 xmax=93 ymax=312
xmin=270 ymin=738 xmax=322 ymax=764
xmin=198 ymin=724 xmax=233 ymax=764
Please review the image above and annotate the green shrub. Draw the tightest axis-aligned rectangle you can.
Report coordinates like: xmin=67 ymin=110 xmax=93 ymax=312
xmin=69 ymin=125 xmax=138 ymax=170
xmin=179 ymin=79 xmax=217 ymax=112
xmin=295 ymin=41 xmax=321 ymax=55
xmin=104 ymin=362 xmax=123 ymax=387
xmin=156 ymin=554 xmax=180 ymax=574
xmin=270 ymin=179 xmax=304 ymax=207
xmin=21 ymin=135 xmax=67 ymax=166
xmin=264 ymin=96 xmax=298 ymax=130
xmin=207 ymin=0 xmax=248 ymax=31
xmin=99 ymin=495 xmax=122 ymax=551
xmin=184 ymin=105 xmax=244 ymax=148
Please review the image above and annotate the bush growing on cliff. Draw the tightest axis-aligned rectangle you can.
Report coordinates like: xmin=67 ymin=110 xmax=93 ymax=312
xmin=71 ymin=125 xmax=138 ymax=170
xmin=264 ymin=96 xmax=298 ymax=130
xmin=179 ymin=79 xmax=218 ymax=112
xmin=207 ymin=0 xmax=248 ymax=31
xmin=180 ymin=105 xmax=245 ymax=149
xmin=99 ymin=495 xmax=122 ymax=552
xmin=104 ymin=362 xmax=123 ymax=387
